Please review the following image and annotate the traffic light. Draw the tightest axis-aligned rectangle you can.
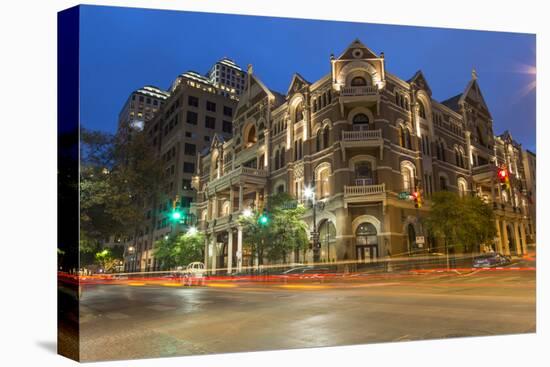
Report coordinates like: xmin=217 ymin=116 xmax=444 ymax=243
xmin=412 ymin=190 xmax=422 ymax=208
xmin=497 ymin=166 xmax=511 ymax=190
xmin=258 ymin=211 xmax=269 ymax=226
xmin=170 ymin=195 xmax=184 ymax=222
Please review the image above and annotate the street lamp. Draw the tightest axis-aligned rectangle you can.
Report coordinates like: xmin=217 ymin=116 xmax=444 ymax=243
xmin=304 ymin=181 xmax=321 ymax=263
xmin=242 ymin=208 xmax=253 ymax=218
xmin=126 ymin=246 xmax=135 ymax=273
xmin=187 ymin=226 xmax=198 ymax=236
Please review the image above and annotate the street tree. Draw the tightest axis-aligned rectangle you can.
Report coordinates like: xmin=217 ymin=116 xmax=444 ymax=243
xmin=238 ymin=192 xmax=309 ymax=265
xmin=153 ymin=232 xmax=205 ymax=270
xmin=424 ymin=191 xmax=496 ymax=265
xmin=80 ymin=125 xmax=166 ymax=256
xmin=94 ymin=247 xmax=124 ymax=273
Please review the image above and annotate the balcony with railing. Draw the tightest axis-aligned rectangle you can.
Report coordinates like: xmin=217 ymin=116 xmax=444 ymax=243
xmin=341 ymin=85 xmax=378 ymax=97
xmin=343 ymin=183 xmax=386 ymax=207
xmin=341 ymin=129 xmax=384 ymax=157
xmin=206 ymin=165 xmax=268 ymax=195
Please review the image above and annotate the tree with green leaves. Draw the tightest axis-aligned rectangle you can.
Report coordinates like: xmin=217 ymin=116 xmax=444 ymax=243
xmin=238 ymin=192 xmax=309 ymax=265
xmin=94 ymin=247 xmax=124 ymax=273
xmin=153 ymin=232 xmax=206 ymax=270
xmin=80 ymin=125 xmax=166 ymax=257
xmin=424 ymin=191 xmax=496 ymax=267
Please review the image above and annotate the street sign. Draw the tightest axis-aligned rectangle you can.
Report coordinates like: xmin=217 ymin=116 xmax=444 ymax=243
xmin=416 ymin=236 xmax=425 ymax=244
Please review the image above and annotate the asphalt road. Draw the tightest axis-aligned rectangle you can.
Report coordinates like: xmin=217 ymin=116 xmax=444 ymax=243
xmin=77 ymin=266 xmax=536 ymax=362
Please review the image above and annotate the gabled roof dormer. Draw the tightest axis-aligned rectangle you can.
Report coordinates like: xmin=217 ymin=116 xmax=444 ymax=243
xmin=286 ymin=73 xmax=310 ymax=96
xmin=408 ymin=70 xmax=432 ymax=97
xmin=332 ymin=38 xmax=386 ymax=91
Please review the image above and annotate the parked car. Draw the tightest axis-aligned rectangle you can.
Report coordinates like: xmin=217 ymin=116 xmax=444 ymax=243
xmin=472 ymin=253 xmax=511 ymax=268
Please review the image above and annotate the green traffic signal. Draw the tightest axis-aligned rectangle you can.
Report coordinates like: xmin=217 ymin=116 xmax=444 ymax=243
xmin=170 ymin=210 xmax=183 ymax=221
xmin=258 ymin=213 xmax=269 ymax=225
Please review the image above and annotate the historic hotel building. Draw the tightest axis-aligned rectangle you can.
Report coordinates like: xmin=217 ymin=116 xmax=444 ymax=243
xmin=192 ymin=39 xmax=535 ymax=273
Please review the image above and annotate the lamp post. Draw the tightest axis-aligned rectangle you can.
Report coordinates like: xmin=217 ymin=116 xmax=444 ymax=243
xmin=126 ymin=245 xmax=135 ymax=272
xmin=304 ymin=178 xmax=321 ymax=263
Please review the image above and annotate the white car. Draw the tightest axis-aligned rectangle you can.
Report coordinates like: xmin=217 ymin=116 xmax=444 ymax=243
xmin=182 ymin=262 xmax=205 ymax=286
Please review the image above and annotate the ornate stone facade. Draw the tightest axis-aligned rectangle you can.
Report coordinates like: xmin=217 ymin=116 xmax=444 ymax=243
xmin=193 ymin=39 xmax=535 ymax=273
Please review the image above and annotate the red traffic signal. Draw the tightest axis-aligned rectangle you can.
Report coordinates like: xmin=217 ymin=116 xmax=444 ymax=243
xmin=412 ymin=191 xmax=422 ymax=208
xmin=497 ymin=168 xmax=508 ymax=182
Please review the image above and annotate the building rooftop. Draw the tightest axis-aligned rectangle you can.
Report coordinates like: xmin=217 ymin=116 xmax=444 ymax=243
xmin=135 ymin=85 xmax=170 ymax=100
xmin=217 ymin=57 xmax=243 ymax=71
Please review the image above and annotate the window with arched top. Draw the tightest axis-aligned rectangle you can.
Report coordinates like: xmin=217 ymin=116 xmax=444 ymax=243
xmin=317 ymin=167 xmax=331 ymax=199
xmin=279 ymin=147 xmax=285 ymax=167
xmin=355 ymin=161 xmax=374 ymax=185
xmin=295 ymin=103 xmax=304 ymax=122
xmin=316 ymin=133 xmax=322 ymax=152
xmin=401 ymin=162 xmax=415 ymax=193
xmin=353 ymin=113 xmax=369 ymax=125
xmin=274 ymin=150 xmax=280 ymax=170
xmin=351 ymin=76 xmax=367 ymax=86
xmin=455 ymin=149 xmax=461 ymax=167
xmin=418 ymin=101 xmax=427 ymax=119
xmin=244 ymin=124 xmax=256 ymax=147
xmin=222 ymin=201 xmax=231 ymax=216
xmin=323 ymin=125 xmax=330 ymax=149
xmin=458 ymin=178 xmax=468 ymax=197
xmin=402 ymin=128 xmax=412 ymax=150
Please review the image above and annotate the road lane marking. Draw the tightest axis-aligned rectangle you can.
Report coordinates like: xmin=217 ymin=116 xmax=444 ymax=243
xmin=128 ymin=282 xmax=146 ymax=286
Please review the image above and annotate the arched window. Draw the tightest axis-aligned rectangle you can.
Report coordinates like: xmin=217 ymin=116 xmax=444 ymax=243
xmin=401 ymin=162 xmax=415 ymax=192
xmin=312 ymin=98 xmax=317 ymax=113
xmin=351 ymin=76 xmax=367 ymax=86
xmin=274 ymin=150 xmax=280 ymax=170
xmin=222 ymin=201 xmax=231 ymax=216
xmin=403 ymin=128 xmax=412 ymax=150
xmin=418 ymin=102 xmax=427 ymax=119
xmin=458 ymin=178 xmax=468 ymax=197
xmin=279 ymin=147 xmax=285 ymax=167
xmin=323 ymin=125 xmax=330 ymax=149
xmin=455 ymin=148 xmax=461 ymax=167
xmin=322 ymin=93 xmax=327 ymax=107
xmin=327 ymin=90 xmax=332 ymax=104
xmin=295 ymin=103 xmax=304 ymax=122
xmin=355 ymin=161 xmax=374 ymax=185
xmin=353 ymin=113 xmax=369 ymax=125
xmin=317 ymin=167 xmax=330 ymax=199
xmin=244 ymin=124 xmax=256 ymax=147
xmin=316 ymin=132 xmax=322 ymax=152
xmin=399 ymin=126 xmax=406 ymax=147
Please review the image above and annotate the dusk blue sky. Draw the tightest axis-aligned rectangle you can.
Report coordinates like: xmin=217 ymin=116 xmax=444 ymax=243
xmin=79 ymin=5 xmax=536 ymax=151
